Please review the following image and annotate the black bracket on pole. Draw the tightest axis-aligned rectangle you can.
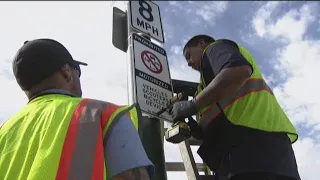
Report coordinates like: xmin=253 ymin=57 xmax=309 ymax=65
xmin=172 ymin=79 xmax=198 ymax=101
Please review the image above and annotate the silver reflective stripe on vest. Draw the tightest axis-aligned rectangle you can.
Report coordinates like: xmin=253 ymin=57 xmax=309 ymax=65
xmin=199 ymin=78 xmax=273 ymax=128
xmin=69 ymin=100 xmax=108 ymax=180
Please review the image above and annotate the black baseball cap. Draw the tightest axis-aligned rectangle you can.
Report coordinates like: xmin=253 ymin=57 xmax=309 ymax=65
xmin=13 ymin=38 xmax=88 ymax=90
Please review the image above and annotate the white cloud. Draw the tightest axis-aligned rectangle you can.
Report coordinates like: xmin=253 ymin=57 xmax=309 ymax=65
xmin=252 ymin=2 xmax=320 ymax=180
xmin=252 ymin=1 xmax=280 ymax=38
xmin=292 ymin=138 xmax=320 ymax=180
xmin=168 ymin=1 xmax=181 ymax=8
xmin=195 ymin=1 xmax=228 ymax=22
xmin=170 ymin=45 xmax=182 ymax=55
xmin=253 ymin=2 xmax=317 ymax=43
xmin=166 ymin=1 xmax=228 ymax=26
xmin=252 ymin=2 xmax=320 ymax=127
xmin=270 ymin=5 xmax=315 ymax=43
xmin=273 ymin=40 xmax=320 ymax=126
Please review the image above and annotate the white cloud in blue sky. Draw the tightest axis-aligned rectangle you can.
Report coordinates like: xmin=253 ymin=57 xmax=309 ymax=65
xmin=0 ymin=1 xmax=320 ymax=180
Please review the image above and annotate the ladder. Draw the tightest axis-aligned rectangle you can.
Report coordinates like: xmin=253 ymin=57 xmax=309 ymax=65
xmin=165 ymin=79 xmax=215 ymax=180
xmin=164 ymin=133 xmax=215 ymax=180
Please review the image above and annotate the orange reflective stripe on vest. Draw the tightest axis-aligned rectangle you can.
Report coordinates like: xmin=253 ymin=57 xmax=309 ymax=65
xmin=199 ymin=78 xmax=273 ymax=128
xmin=56 ymin=99 xmax=120 ymax=180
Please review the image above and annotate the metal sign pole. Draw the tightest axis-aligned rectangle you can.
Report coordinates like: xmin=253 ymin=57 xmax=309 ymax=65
xmin=126 ymin=1 xmax=135 ymax=106
xmin=125 ymin=1 xmax=167 ymax=180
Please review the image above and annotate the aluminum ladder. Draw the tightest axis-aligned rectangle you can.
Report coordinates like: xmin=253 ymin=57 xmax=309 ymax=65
xmin=164 ymin=134 xmax=215 ymax=180
xmin=165 ymin=79 xmax=215 ymax=180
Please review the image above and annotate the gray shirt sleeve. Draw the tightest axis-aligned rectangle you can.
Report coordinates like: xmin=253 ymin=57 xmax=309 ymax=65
xmin=104 ymin=114 xmax=155 ymax=179
xmin=205 ymin=40 xmax=253 ymax=76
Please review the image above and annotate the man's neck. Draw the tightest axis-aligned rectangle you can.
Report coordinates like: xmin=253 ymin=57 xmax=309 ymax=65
xmin=28 ymin=89 xmax=76 ymax=103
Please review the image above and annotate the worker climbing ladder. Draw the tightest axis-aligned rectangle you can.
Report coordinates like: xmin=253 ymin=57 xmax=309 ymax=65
xmin=165 ymin=79 xmax=215 ymax=180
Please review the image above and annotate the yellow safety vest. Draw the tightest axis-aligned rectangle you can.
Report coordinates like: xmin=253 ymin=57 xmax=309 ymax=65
xmin=195 ymin=40 xmax=298 ymax=143
xmin=0 ymin=94 xmax=140 ymax=180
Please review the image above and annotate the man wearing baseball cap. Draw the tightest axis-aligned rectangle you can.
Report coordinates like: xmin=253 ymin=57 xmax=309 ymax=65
xmin=0 ymin=38 xmax=154 ymax=180
xmin=13 ymin=39 xmax=88 ymax=99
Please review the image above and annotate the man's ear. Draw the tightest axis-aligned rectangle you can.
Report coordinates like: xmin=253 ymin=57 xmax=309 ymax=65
xmin=59 ymin=64 xmax=73 ymax=83
xmin=198 ymin=39 xmax=206 ymax=48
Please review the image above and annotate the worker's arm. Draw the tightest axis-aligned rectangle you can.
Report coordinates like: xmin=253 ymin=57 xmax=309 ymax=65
xmin=104 ymin=114 xmax=154 ymax=180
xmin=195 ymin=40 xmax=253 ymax=109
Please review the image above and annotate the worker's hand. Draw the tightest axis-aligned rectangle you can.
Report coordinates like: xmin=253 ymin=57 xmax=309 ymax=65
xmin=169 ymin=99 xmax=199 ymax=123
xmin=187 ymin=117 xmax=204 ymax=140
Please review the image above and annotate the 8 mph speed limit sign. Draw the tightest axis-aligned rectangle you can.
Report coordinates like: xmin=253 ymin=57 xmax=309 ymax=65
xmin=129 ymin=0 xmax=165 ymax=43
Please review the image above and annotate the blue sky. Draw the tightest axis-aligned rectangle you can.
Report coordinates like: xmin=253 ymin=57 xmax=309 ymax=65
xmin=0 ymin=1 xmax=320 ymax=180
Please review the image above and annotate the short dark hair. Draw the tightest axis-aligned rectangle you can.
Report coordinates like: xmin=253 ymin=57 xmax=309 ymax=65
xmin=183 ymin=34 xmax=215 ymax=53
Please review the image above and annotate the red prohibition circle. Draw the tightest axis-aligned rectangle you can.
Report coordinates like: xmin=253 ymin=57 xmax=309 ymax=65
xmin=141 ymin=50 xmax=163 ymax=74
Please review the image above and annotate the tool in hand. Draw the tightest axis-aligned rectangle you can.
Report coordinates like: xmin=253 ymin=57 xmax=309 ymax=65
xmin=155 ymin=92 xmax=193 ymax=144
xmin=155 ymin=92 xmax=183 ymax=116
xmin=165 ymin=120 xmax=192 ymax=144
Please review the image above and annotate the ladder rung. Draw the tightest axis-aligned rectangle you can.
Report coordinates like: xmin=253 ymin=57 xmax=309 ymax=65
xmin=199 ymin=175 xmax=215 ymax=180
xmin=165 ymin=162 xmax=185 ymax=171
xmin=165 ymin=162 xmax=210 ymax=172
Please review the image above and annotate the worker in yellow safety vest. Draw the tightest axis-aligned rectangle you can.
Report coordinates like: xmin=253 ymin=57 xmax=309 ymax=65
xmin=169 ymin=35 xmax=301 ymax=180
xmin=0 ymin=39 xmax=154 ymax=180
